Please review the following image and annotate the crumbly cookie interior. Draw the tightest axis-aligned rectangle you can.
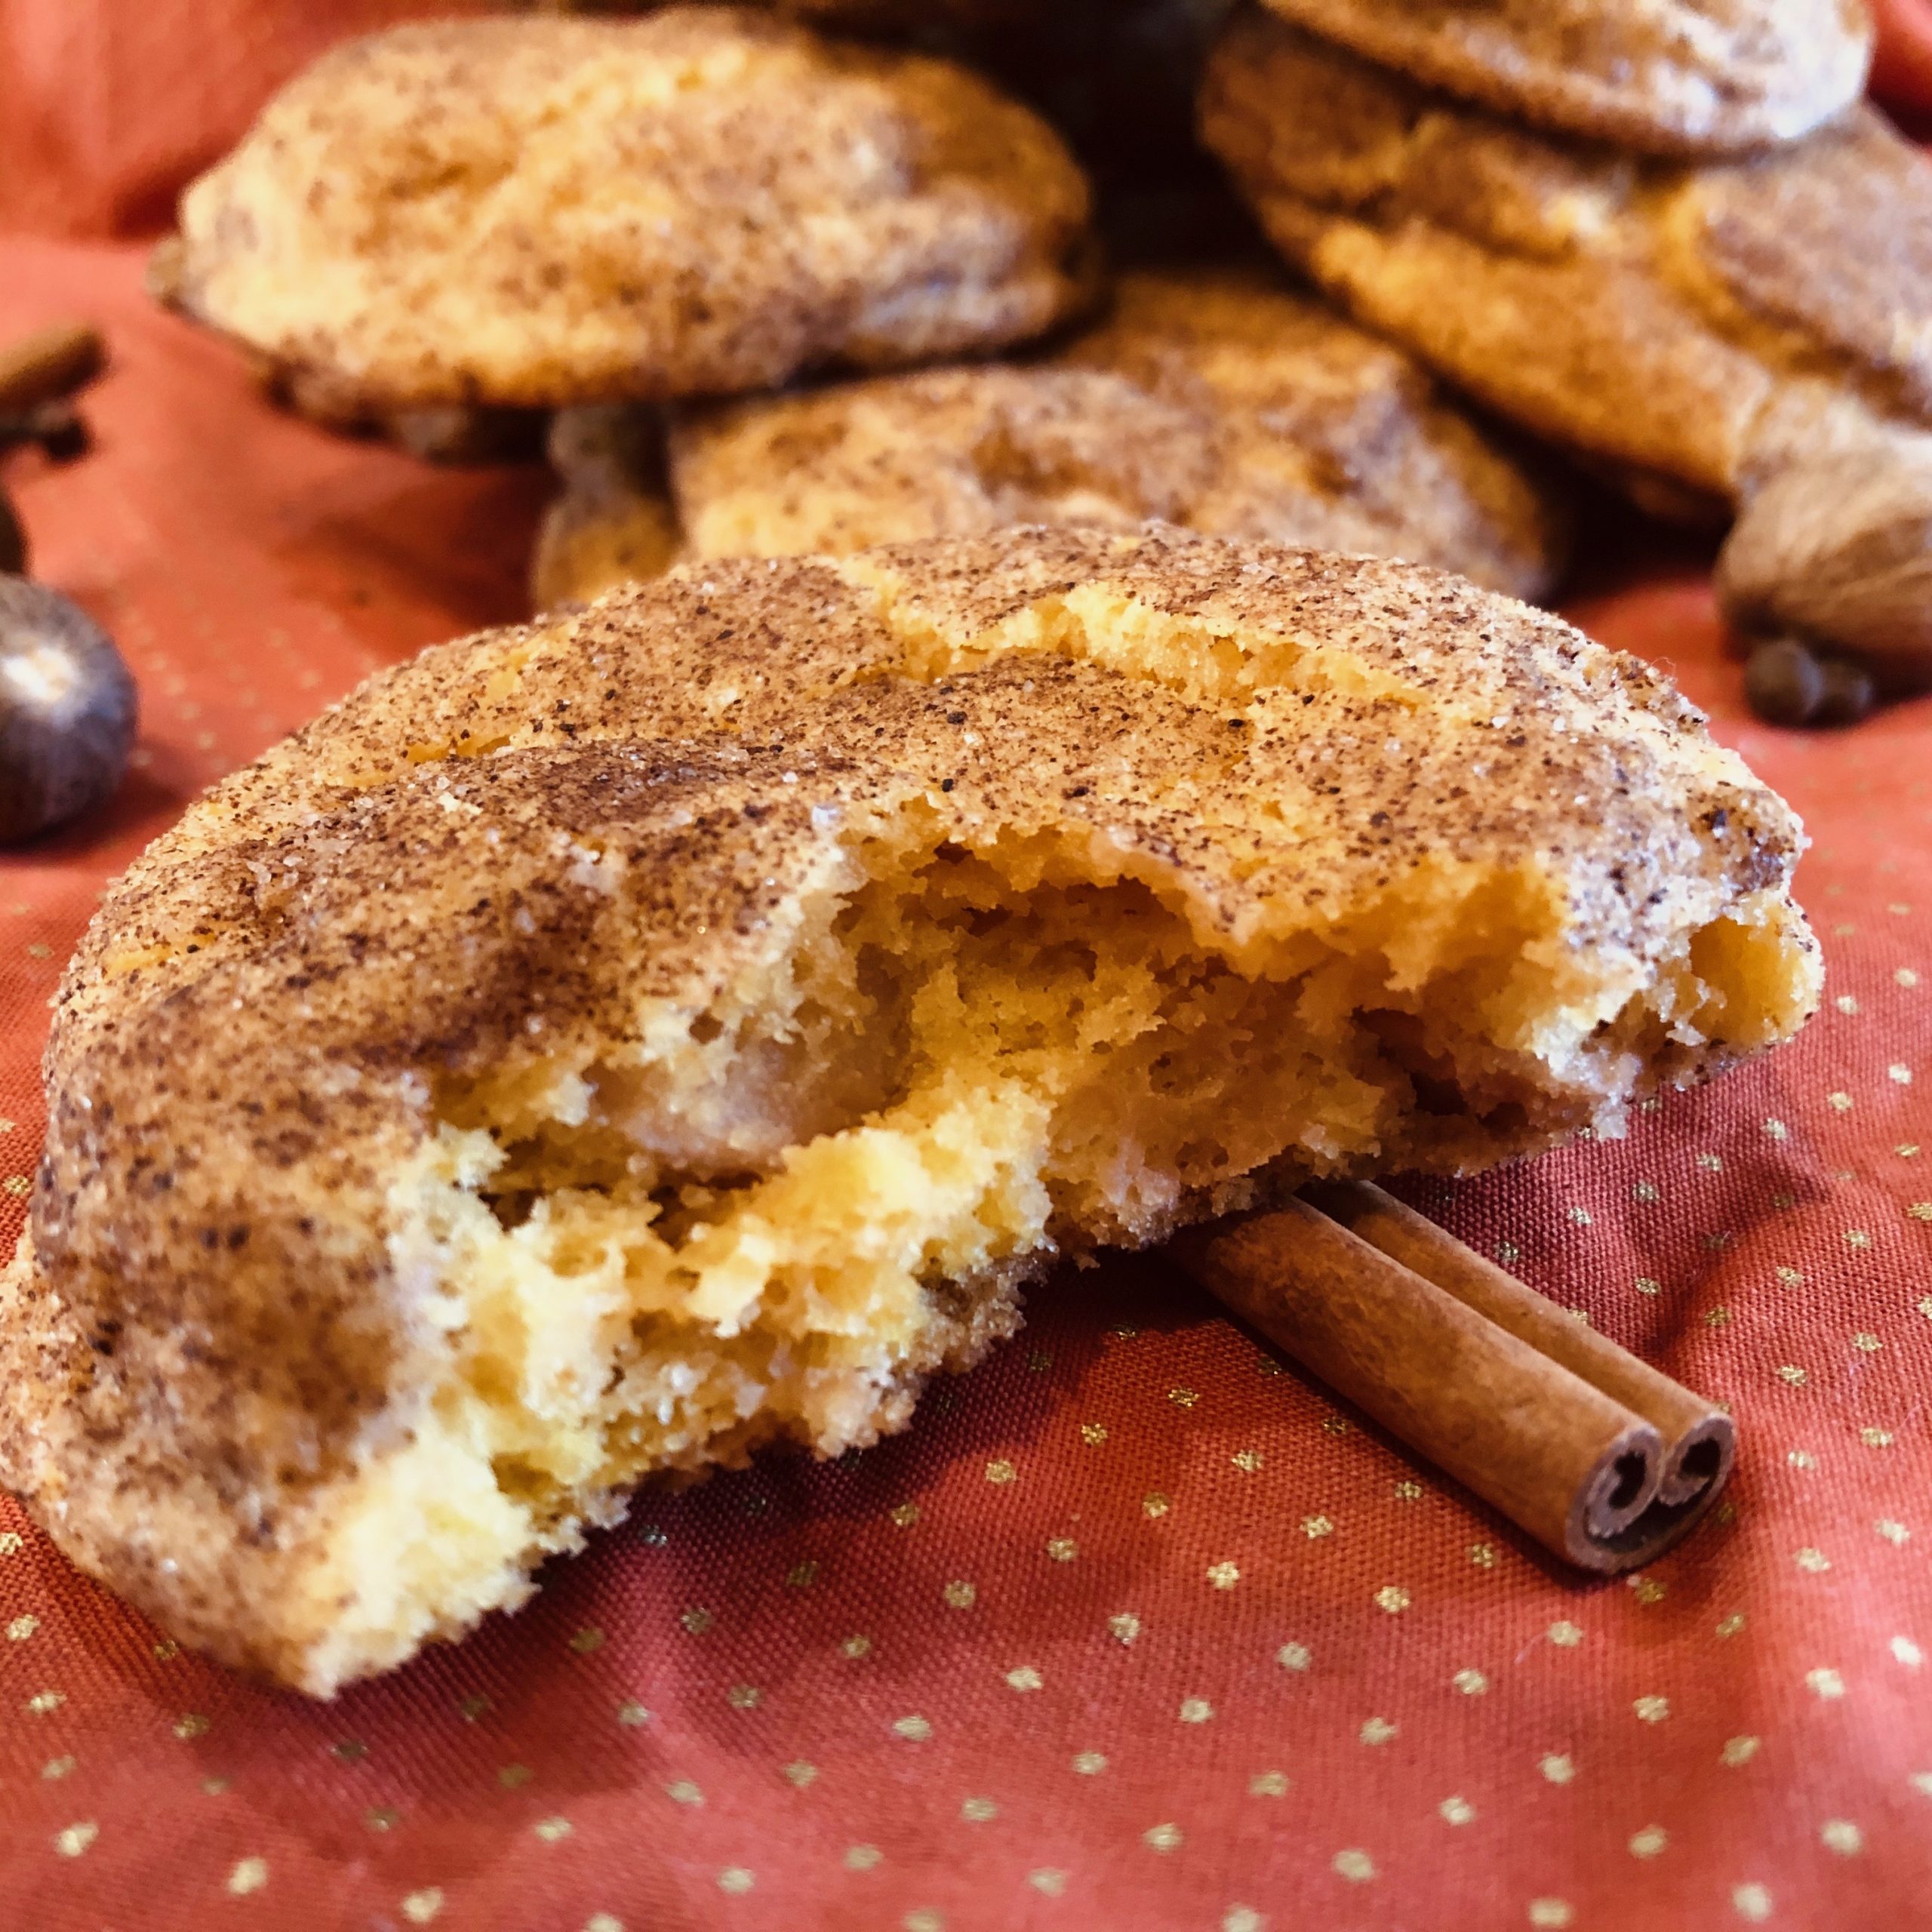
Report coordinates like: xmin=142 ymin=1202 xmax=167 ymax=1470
xmin=315 ymin=810 xmax=1810 ymax=1689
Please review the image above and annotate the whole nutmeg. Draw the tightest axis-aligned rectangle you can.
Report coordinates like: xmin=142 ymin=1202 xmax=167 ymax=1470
xmin=0 ymin=577 xmax=137 ymax=844
xmin=1717 ymin=435 xmax=1932 ymax=692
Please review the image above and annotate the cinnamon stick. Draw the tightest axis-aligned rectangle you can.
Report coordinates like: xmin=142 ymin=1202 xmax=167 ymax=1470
xmin=1172 ymin=1183 xmax=1734 ymax=1574
xmin=1306 ymin=1181 xmax=1735 ymax=1512
xmin=0 ymin=322 xmax=104 ymax=418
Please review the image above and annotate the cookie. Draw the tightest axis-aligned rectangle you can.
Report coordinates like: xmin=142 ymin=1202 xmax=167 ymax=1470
xmin=519 ymin=0 xmax=1251 ymax=262
xmin=1202 ymin=8 xmax=1932 ymax=508
xmin=521 ymin=0 xmax=1032 ymax=20
xmin=1051 ymin=269 xmax=1564 ymax=593
xmin=536 ymin=269 xmax=1568 ymax=606
xmin=0 ymin=525 xmax=1817 ymax=1693
xmin=164 ymin=8 xmax=1095 ymax=419
xmin=1254 ymin=0 xmax=1872 ymax=155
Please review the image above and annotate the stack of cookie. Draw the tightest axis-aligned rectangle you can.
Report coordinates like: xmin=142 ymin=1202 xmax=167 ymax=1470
xmin=153 ymin=0 xmax=1932 ymax=725
xmin=151 ymin=4 xmax=1571 ymax=616
xmin=1201 ymin=0 xmax=1932 ymax=724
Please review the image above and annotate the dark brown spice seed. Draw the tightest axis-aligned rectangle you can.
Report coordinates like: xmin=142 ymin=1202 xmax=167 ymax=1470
xmin=1743 ymin=636 xmax=1825 ymax=727
xmin=1814 ymin=654 xmax=1876 ymax=728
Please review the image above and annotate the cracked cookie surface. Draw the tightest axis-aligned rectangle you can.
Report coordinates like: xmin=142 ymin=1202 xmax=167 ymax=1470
xmin=1203 ymin=7 xmax=1932 ymax=505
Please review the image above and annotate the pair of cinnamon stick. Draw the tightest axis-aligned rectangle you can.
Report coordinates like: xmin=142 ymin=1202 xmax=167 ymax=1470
xmin=1174 ymin=1182 xmax=1733 ymax=1574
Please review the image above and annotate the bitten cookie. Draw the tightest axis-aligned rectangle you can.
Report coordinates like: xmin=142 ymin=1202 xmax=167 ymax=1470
xmin=162 ymin=8 xmax=1096 ymax=420
xmin=1254 ymin=0 xmax=1872 ymax=155
xmin=2 ymin=526 xmax=1817 ymax=1694
xmin=534 ymin=270 xmax=1569 ymax=607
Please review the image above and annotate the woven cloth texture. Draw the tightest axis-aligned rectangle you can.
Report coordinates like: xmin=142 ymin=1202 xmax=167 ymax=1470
xmin=2 ymin=21 xmax=1931 ymax=1930
xmin=0 ymin=0 xmax=494 ymax=239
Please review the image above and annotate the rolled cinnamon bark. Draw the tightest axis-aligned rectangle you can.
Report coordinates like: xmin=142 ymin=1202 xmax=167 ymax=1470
xmin=1305 ymin=1181 xmax=1734 ymax=1512
xmin=1173 ymin=1185 xmax=1734 ymax=1573
xmin=0 ymin=322 xmax=104 ymax=418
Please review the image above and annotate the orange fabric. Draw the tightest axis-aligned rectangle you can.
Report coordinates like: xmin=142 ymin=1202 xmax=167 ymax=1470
xmin=2 ymin=21 xmax=1931 ymax=1930
xmin=0 ymin=0 xmax=491 ymax=239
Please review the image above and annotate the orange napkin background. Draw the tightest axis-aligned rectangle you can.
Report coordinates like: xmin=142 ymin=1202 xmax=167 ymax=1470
xmin=3 ymin=11 xmax=1932 ymax=1930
